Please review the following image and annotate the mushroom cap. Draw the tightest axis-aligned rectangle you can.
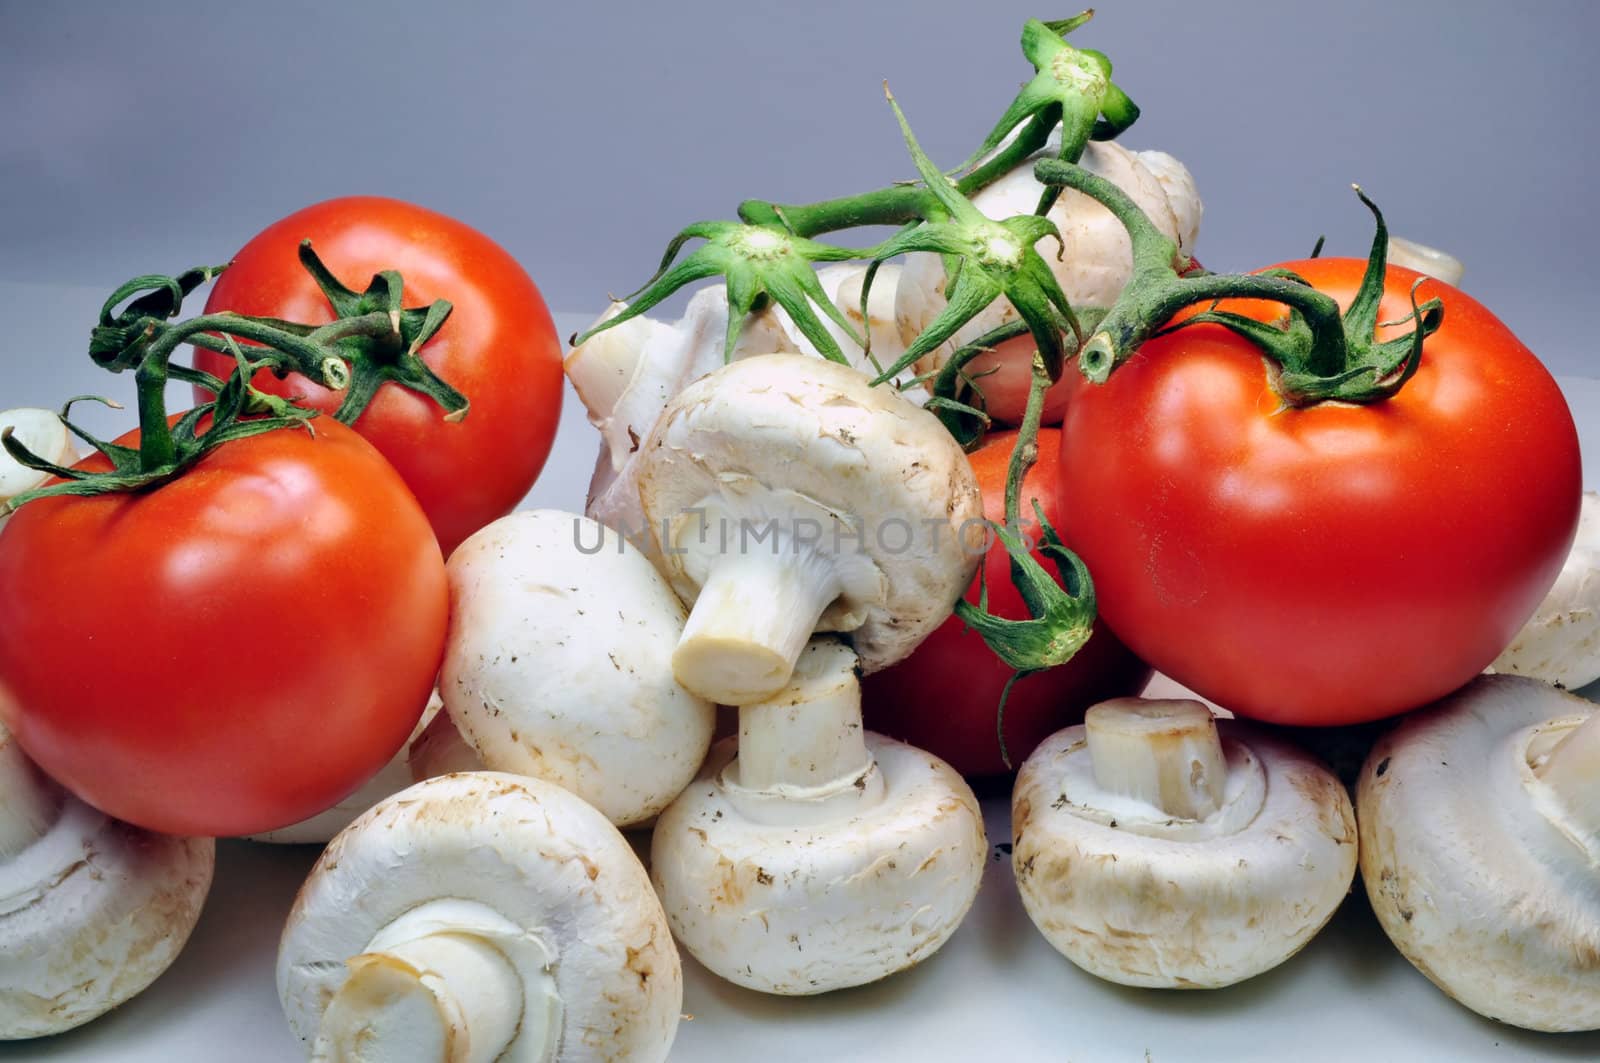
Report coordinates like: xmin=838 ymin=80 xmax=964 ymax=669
xmin=1 ymin=728 xmax=213 ymax=1038
xmin=650 ymin=733 xmax=986 ymax=994
xmin=637 ymin=354 xmax=982 ymax=675
xmin=278 ymin=771 xmax=681 ymax=1061
xmin=441 ymin=510 xmax=714 ymax=827
xmin=1358 ymin=674 xmax=1600 ymax=1032
xmin=0 ymin=408 xmax=77 ymax=531
xmin=1491 ymin=491 xmax=1600 ymax=691
xmin=1012 ymin=722 xmax=1356 ymax=989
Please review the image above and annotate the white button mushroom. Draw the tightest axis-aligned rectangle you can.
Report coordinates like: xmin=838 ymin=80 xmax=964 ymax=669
xmin=651 ymin=638 xmax=987 ymax=993
xmin=1491 ymin=491 xmax=1600 ymax=691
xmin=278 ymin=771 xmax=682 ymax=1062
xmin=1012 ymin=698 xmax=1357 ymax=989
xmin=0 ymin=723 xmax=213 ymax=1038
xmin=1359 ymin=674 xmax=1600 ymax=1031
xmin=894 ymin=140 xmax=1202 ymax=424
xmin=440 ymin=509 xmax=715 ymax=828
xmin=636 ymin=352 xmax=983 ymax=706
xmin=0 ymin=408 xmax=78 ymax=531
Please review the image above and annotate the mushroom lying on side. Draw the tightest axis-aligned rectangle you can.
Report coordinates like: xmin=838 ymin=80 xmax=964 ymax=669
xmin=1359 ymin=674 xmax=1600 ymax=1031
xmin=1 ymin=723 xmax=213 ymax=1038
xmin=1491 ymin=491 xmax=1600 ymax=691
xmin=638 ymin=353 xmax=983 ymax=705
xmin=0 ymin=408 xmax=77 ymax=531
xmin=652 ymin=638 xmax=987 ymax=994
xmin=1012 ymin=698 xmax=1357 ymax=988
xmin=641 ymin=356 xmax=987 ymax=992
xmin=279 ymin=771 xmax=681 ymax=1062
xmin=441 ymin=509 xmax=715 ymax=828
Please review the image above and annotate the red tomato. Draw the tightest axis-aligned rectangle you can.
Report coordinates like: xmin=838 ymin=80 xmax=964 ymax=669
xmin=1058 ymin=260 xmax=1582 ymax=726
xmin=0 ymin=417 xmax=448 ymax=835
xmin=195 ymin=196 xmax=563 ymax=556
xmin=863 ymin=428 xmax=1151 ymax=776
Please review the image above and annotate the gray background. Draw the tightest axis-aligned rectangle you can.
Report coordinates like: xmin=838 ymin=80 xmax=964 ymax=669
xmin=2 ymin=0 xmax=1597 ymax=379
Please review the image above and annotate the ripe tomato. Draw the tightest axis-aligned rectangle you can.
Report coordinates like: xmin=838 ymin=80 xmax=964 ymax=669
xmin=863 ymin=428 xmax=1150 ymax=776
xmin=195 ymin=196 xmax=563 ymax=556
xmin=1058 ymin=260 xmax=1582 ymax=726
xmin=0 ymin=417 xmax=448 ymax=835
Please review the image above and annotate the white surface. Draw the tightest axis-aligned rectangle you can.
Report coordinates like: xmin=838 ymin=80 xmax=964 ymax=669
xmin=2 ymin=295 xmax=1598 ymax=1061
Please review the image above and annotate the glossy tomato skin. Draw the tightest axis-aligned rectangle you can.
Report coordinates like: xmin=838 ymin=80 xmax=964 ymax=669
xmin=1058 ymin=260 xmax=1582 ymax=726
xmin=195 ymin=196 xmax=563 ymax=556
xmin=863 ymin=429 xmax=1151 ymax=776
xmin=0 ymin=417 xmax=449 ymax=836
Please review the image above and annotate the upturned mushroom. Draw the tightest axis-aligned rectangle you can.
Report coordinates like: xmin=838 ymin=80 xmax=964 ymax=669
xmin=1491 ymin=491 xmax=1600 ymax=691
xmin=278 ymin=771 xmax=681 ymax=1062
xmin=651 ymin=637 xmax=987 ymax=994
xmin=440 ymin=509 xmax=715 ymax=827
xmin=1012 ymin=698 xmax=1357 ymax=988
xmin=0 ymin=408 xmax=77 ymax=531
xmin=1358 ymin=674 xmax=1600 ymax=1031
xmin=637 ymin=352 xmax=984 ymax=705
xmin=1 ymin=722 xmax=213 ymax=1038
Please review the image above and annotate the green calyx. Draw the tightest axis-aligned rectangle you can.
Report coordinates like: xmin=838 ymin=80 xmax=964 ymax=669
xmin=1035 ymin=158 xmax=1443 ymax=406
xmin=569 ymin=221 xmax=871 ymax=364
xmin=3 ymin=249 xmax=470 ymax=514
xmin=956 ymin=14 xmax=1139 ymax=214
xmin=867 ymin=86 xmax=1081 ymax=388
xmin=580 ymin=15 xmax=1138 ymax=383
xmin=950 ymin=353 xmax=1095 ymax=768
xmin=1 ymin=272 xmax=350 ymax=513
xmin=290 ymin=242 xmax=466 ymax=423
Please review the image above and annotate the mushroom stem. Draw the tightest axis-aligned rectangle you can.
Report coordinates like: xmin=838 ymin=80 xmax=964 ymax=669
xmin=1533 ymin=711 xmax=1600 ymax=841
xmin=311 ymin=900 xmax=559 ymax=1063
xmin=1386 ymin=236 xmax=1465 ymax=288
xmin=673 ymin=550 xmax=841 ymax=706
xmin=0 ymin=730 xmax=62 ymax=857
xmin=738 ymin=640 xmax=871 ymax=792
xmin=1084 ymin=698 xmax=1227 ymax=820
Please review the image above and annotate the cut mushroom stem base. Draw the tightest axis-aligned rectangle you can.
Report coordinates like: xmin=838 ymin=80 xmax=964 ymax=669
xmin=312 ymin=900 xmax=559 ymax=1063
xmin=1531 ymin=709 xmax=1600 ymax=848
xmin=673 ymin=549 xmax=841 ymax=706
xmin=1085 ymin=698 xmax=1227 ymax=821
